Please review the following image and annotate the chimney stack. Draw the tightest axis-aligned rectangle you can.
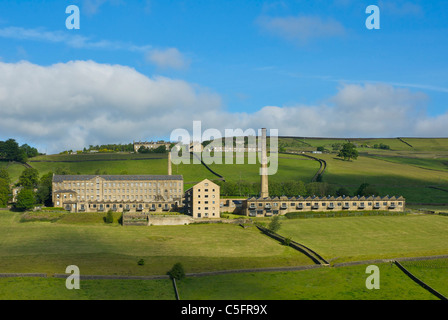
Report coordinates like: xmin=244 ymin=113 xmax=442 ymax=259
xmin=168 ymin=149 xmax=172 ymax=176
xmin=260 ymin=128 xmax=269 ymax=198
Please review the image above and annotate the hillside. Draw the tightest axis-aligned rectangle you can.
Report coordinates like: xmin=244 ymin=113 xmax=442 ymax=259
xmin=2 ymin=137 xmax=448 ymax=205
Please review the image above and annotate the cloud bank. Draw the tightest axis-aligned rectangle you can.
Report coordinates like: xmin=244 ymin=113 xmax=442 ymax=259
xmin=0 ymin=60 xmax=446 ymax=154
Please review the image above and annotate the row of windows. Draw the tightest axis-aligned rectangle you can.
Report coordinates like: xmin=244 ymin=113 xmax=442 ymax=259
xmin=57 ymin=194 xmax=177 ymax=201
xmin=58 ymin=202 xmax=175 ymax=209
xmin=197 ymin=212 xmax=217 ymax=218
xmin=56 ymin=181 xmax=182 ymax=189
xmin=249 ymin=202 xmax=403 ymax=208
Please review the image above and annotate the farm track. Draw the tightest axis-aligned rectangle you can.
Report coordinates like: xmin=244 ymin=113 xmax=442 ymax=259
xmin=280 ymin=152 xmax=327 ymax=182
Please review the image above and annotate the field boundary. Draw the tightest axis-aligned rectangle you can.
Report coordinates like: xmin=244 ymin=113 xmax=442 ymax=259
xmin=255 ymin=225 xmax=329 ymax=265
xmin=1 ymin=255 xmax=447 ymax=280
xmin=394 ymin=261 xmax=447 ymax=300
xmin=0 ymin=273 xmax=48 ymax=278
xmin=332 ymin=254 xmax=448 ymax=268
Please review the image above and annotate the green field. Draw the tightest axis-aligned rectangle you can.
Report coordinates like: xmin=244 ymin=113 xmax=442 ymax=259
xmin=1 ymin=211 xmax=447 ymax=300
xmin=277 ymin=214 xmax=448 ymax=264
xmin=0 ymin=212 xmax=313 ymax=276
xmin=0 ymin=262 xmax=441 ymax=300
xmin=176 ymin=263 xmax=438 ymax=300
xmin=401 ymin=258 xmax=448 ymax=297
xmin=0 ymin=277 xmax=175 ymax=300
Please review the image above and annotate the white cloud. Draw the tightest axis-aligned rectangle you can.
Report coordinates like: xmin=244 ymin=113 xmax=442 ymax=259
xmin=257 ymin=14 xmax=346 ymax=43
xmin=0 ymin=60 xmax=220 ymax=153
xmin=0 ymin=26 xmax=151 ymax=52
xmin=146 ymin=48 xmax=191 ymax=70
xmin=0 ymin=60 xmax=446 ymax=154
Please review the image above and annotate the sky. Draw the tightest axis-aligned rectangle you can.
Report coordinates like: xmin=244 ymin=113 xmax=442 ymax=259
xmin=0 ymin=0 xmax=447 ymax=154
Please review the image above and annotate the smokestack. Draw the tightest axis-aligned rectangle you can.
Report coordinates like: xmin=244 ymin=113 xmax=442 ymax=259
xmin=260 ymin=128 xmax=269 ymax=198
xmin=168 ymin=149 xmax=172 ymax=175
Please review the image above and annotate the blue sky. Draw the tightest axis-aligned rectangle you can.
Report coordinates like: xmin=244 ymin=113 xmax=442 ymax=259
xmin=0 ymin=0 xmax=447 ymax=153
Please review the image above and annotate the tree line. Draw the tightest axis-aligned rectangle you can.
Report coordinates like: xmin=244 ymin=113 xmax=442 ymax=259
xmin=0 ymin=166 xmax=53 ymax=210
xmin=216 ymin=180 xmax=380 ymax=198
xmin=0 ymin=139 xmax=39 ymax=163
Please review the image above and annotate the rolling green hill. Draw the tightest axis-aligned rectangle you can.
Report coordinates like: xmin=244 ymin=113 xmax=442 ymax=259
xmin=2 ymin=137 xmax=448 ymax=204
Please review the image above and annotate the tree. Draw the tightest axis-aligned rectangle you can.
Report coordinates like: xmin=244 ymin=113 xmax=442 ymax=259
xmin=167 ymin=263 xmax=185 ymax=280
xmin=268 ymin=215 xmax=281 ymax=233
xmin=0 ymin=139 xmax=27 ymax=162
xmin=36 ymin=172 xmax=53 ymax=207
xmin=0 ymin=168 xmax=11 ymax=185
xmin=105 ymin=210 xmax=114 ymax=224
xmin=15 ymin=188 xmax=36 ymax=211
xmin=0 ymin=178 xmax=10 ymax=207
xmin=356 ymin=183 xmax=379 ymax=197
xmin=18 ymin=168 xmax=39 ymax=188
xmin=337 ymin=143 xmax=358 ymax=161
xmin=336 ymin=187 xmax=351 ymax=197
xmin=20 ymin=144 xmax=39 ymax=158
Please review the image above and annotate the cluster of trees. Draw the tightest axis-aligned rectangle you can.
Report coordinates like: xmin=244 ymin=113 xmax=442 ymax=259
xmin=0 ymin=139 xmax=39 ymax=163
xmin=0 ymin=167 xmax=54 ymax=211
xmin=373 ymin=143 xmax=391 ymax=150
xmin=0 ymin=168 xmax=11 ymax=207
xmin=87 ymin=143 xmax=134 ymax=152
xmin=216 ymin=179 xmax=380 ymax=199
xmin=138 ymin=145 xmax=168 ymax=154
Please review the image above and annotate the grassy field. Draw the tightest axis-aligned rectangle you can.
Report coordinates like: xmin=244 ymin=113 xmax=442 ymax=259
xmin=0 ymin=212 xmax=313 ymax=276
xmin=277 ymin=214 xmax=448 ymax=264
xmin=401 ymin=258 xmax=448 ymax=297
xmin=314 ymin=153 xmax=448 ymax=203
xmin=0 ymin=262 xmax=441 ymax=300
xmin=176 ymin=263 xmax=438 ymax=300
xmin=0 ymin=277 xmax=176 ymax=300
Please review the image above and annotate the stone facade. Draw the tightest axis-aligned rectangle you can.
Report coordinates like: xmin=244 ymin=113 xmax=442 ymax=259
xmin=244 ymin=195 xmax=406 ymax=217
xmin=52 ymin=174 xmax=183 ymax=213
xmin=133 ymin=141 xmax=171 ymax=153
xmin=184 ymin=179 xmax=221 ymax=219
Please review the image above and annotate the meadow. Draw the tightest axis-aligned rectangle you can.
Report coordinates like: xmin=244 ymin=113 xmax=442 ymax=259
xmin=277 ymin=214 xmax=448 ymax=264
xmin=176 ymin=263 xmax=438 ymax=300
xmin=400 ymin=258 xmax=448 ymax=297
xmin=1 ymin=211 xmax=447 ymax=300
xmin=0 ymin=262 xmax=441 ymax=300
xmin=0 ymin=212 xmax=313 ymax=276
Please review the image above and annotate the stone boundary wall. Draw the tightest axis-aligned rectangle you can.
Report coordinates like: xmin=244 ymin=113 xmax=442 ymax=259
xmin=256 ymin=225 xmax=329 ymax=265
xmin=394 ymin=261 xmax=447 ymax=300
xmin=53 ymin=274 xmax=170 ymax=280
xmin=333 ymin=254 xmax=448 ymax=268
xmin=0 ymin=273 xmax=47 ymax=278
xmin=147 ymin=215 xmax=195 ymax=226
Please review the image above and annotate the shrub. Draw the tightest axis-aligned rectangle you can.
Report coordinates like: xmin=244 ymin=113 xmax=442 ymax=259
xmin=268 ymin=216 xmax=281 ymax=233
xmin=167 ymin=263 xmax=185 ymax=280
xmin=283 ymin=237 xmax=292 ymax=246
xmin=138 ymin=259 xmax=145 ymax=266
xmin=105 ymin=210 xmax=114 ymax=224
